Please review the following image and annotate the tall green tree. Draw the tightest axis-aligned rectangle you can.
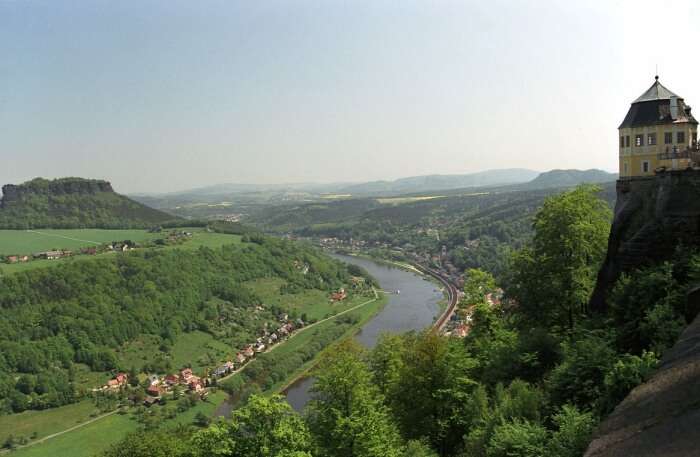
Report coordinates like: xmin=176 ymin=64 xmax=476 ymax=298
xmin=192 ymin=394 xmax=311 ymax=457
xmin=462 ymin=268 xmax=497 ymax=307
xmin=389 ymin=332 xmax=481 ymax=455
xmin=307 ymin=340 xmax=404 ymax=457
xmin=506 ymin=185 xmax=611 ymax=331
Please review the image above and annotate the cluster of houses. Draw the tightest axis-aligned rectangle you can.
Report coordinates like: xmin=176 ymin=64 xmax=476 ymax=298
xmin=235 ymin=314 xmax=306 ymax=360
xmin=3 ymin=240 xmax=139 ymax=265
xmin=98 ymin=314 xmax=308 ymax=407
xmin=5 ymin=250 xmax=73 ymax=263
xmin=165 ymin=231 xmax=193 ymax=244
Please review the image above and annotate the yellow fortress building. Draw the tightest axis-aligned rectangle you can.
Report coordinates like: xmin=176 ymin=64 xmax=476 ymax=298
xmin=619 ymin=76 xmax=699 ymax=178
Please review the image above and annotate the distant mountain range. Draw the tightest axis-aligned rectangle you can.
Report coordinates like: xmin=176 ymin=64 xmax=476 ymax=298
xmin=135 ymin=168 xmax=541 ymax=202
xmin=0 ymin=177 xmax=177 ymax=229
xmin=335 ymin=168 xmax=541 ymax=195
xmin=132 ymin=168 xmax=616 ymax=208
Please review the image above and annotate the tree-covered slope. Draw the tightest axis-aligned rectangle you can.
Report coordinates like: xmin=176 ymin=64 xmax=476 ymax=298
xmin=0 ymin=177 xmax=177 ymax=229
xmin=0 ymin=235 xmax=366 ymax=413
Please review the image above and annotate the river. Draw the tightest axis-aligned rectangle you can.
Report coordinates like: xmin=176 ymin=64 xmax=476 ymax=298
xmin=284 ymin=253 xmax=443 ymax=411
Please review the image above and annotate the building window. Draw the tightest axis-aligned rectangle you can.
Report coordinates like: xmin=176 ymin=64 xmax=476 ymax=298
xmin=647 ymin=133 xmax=657 ymax=145
xmin=625 ymin=136 xmax=630 ymax=147
xmin=677 ymin=131 xmax=686 ymax=144
xmin=642 ymin=161 xmax=650 ymax=173
xmin=665 ymin=132 xmax=673 ymax=144
xmin=624 ymin=162 xmax=629 ymax=174
xmin=635 ymin=134 xmax=644 ymax=147
xmin=620 ymin=136 xmax=625 ymax=148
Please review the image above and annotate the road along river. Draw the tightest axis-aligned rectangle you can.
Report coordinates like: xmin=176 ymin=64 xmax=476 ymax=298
xmin=284 ymin=253 xmax=444 ymax=411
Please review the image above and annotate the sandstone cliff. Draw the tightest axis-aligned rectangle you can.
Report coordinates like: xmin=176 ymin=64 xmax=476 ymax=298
xmin=590 ymin=170 xmax=700 ymax=313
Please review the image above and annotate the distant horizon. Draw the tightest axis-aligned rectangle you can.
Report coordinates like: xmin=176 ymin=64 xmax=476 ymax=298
xmin=0 ymin=166 xmax=621 ymax=197
xmin=2 ymin=1 xmax=689 ymax=193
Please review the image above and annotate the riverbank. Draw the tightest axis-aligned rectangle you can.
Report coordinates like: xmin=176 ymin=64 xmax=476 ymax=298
xmin=334 ymin=251 xmax=453 ymax=318
xmin=214 ymin=286 xmax=389 ymax=416
xmin=284 ymin=253 xmax=444 ymax=411
xmin=276 ymin=288 xmax=388 ymax=393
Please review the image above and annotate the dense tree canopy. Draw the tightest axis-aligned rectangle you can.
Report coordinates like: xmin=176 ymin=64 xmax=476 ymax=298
xmin=0 ymin=236 xmax=362 ymax=413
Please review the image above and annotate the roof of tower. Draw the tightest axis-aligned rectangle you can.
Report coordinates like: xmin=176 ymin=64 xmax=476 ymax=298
xmin=619 ymin=77 xmax=697 ymax=129
xmin=633 ymin=76 xmax=680 ymax=103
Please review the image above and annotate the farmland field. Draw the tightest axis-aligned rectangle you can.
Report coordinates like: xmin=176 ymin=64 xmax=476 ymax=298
xmin=0 ymin=228 xmax=242 ymax=273
xmin=0 ymin=229 xmax=162 ymax=254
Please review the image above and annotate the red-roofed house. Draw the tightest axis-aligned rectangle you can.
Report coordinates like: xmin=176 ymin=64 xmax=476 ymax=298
xmin=147 ymin=385 xmax=163 ymax=397
xmin=180 ymin=368 xmax=194 ymax=382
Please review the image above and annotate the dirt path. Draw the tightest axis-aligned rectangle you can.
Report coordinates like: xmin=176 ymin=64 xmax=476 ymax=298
xmin=25 ymin=230 xmax=102 ymax=245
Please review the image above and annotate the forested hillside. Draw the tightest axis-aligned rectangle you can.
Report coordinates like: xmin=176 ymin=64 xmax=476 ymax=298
xmin=249 ymin=182 xmax=617 ymax=278
xmin=0 ymin=236 xmax=363 ymax=414
xmin=99 ymin=186 xmax=698 ymax=457
xmin=0 ymin=177 xmax=176 ymax=229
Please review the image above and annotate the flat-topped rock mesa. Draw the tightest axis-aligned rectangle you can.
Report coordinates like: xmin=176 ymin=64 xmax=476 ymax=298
xmin=0 ymin=177 xmax=176 ymax=229
xmin=1 ymin=177 xmax=114 ymax=207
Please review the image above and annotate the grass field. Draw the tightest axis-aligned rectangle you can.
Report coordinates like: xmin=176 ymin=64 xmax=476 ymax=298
xmin=0 ymin=400 xmax=98 ymax=445
xmin=0 ymin=229 xmax=162 ymax=254
xmin=170 ymin=331 xmax=233 ymax=372
xmin=245 ymin=278 xmax=369 ymax=321
xmin=0 ymin=228 xmax=241 ymax=274
xmin=9 ymin=391 xmax=227 ymax=457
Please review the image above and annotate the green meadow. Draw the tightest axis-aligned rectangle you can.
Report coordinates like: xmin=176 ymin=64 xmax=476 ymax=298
xmin=0 ymin=228 xmax=242 ymax=273
xmin=0 ymin=229 xmax=161 ymax=254
xmin=9 ymin=391 xmax=227 ymax=457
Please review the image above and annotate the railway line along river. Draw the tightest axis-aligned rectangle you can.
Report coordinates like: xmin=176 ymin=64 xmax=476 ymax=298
xmin=284 ymin=253 xmax=444 ymax=411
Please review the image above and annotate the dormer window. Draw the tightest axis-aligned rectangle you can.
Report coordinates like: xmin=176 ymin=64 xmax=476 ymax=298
xmin=635 ymin=134 xmax=644 ymax=147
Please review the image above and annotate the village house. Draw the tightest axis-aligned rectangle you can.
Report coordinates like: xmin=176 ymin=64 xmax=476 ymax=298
xmin=147 ymin=384 xmax=163 ymax=397
xmin=180 ymin=368 xmax=194 ymax=383
xmin=106 ymin=372 xmax=128 ymax=389
xmin=188 ymin=378 xmax=204 ymax=392
xmin=330 ymin=288 xmax=347 ymax=302
xmin=164 ymin=374 xmax=180 ymax=386
xmin=235 ymin=352 xmax=247 ymax=365
xmin=243 ymin=345 xmax=255 ymax=358
xmin=34 ymin=250 xmax=64 ymax=260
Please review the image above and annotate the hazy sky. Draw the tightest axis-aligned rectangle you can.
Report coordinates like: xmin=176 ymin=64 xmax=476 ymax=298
xmin=2 ymin=0 xmax=700 ymax=193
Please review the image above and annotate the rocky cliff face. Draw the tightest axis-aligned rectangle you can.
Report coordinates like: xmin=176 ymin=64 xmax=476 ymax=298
xmin=590 ymin=171 xmax=700 ymax=312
